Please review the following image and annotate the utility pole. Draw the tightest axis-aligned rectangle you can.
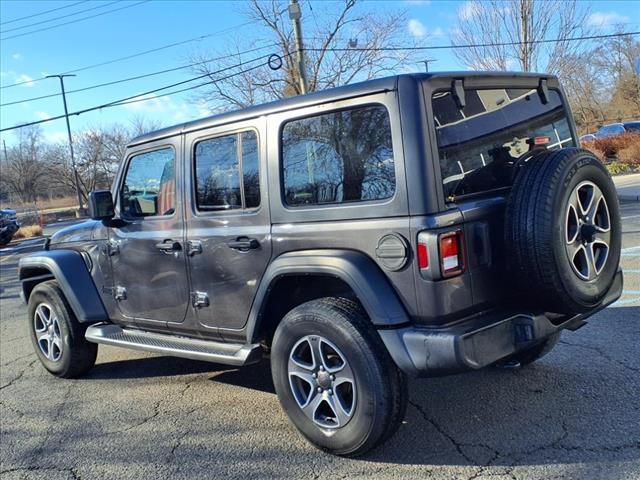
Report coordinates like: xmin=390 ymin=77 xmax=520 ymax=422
xmin=289 ymin=0 xmax=308 ymax=94
xmin=47 ymin=74 xmax=84 ymax=215
xmin=421 ymin=59 xmax=437 ymax=72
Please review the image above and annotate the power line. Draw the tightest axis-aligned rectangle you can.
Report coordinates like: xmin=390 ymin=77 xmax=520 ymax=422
xmin=0 ymin=42 xmax=278 ymax=108
xmin=0 ymin=53 xmax=286 ymax=133
xmin=1 ymin=1 xmax=120 ymax=34
xmin=0 ymin=0 xmax=89 ymax=26
xmin=1 ymin=1 xmax=150 ymax=41
xmin=0 ymin=21 xmax=257 ymax=89
xmin=306 ymin=31 xmax=640 ymax=52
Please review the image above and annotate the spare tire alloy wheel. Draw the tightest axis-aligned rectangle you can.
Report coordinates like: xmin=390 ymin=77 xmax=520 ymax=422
xmin=288 ymin=335 xmax=356 ymax=431
xmin=33 ymin=303 xmax=63 ymax=362
xmin=565 ymin=181 xmax=611 ymax=281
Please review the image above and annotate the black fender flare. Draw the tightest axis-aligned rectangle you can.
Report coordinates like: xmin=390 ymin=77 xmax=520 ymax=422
xmin=18 ymin=250 xmax=108 ymax=323
xmin=247 ymin=249 xmax=410 ymax=342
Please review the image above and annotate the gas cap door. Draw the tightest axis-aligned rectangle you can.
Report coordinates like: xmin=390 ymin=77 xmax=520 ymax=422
xmin=375 ymin=234 xmax=408 ymax=271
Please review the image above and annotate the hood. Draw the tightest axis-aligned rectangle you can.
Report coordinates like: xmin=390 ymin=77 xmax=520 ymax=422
xmin=50 ymin=219 xmax=102 ymax=244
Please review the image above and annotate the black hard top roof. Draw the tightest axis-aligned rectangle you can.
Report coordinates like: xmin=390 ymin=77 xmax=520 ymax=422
xmin=128 ymin=71 xmax=553 ymax=147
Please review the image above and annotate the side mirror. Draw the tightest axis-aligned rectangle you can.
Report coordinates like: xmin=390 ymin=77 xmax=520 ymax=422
xmin=88 ymin=190 xmax=115 ymax=221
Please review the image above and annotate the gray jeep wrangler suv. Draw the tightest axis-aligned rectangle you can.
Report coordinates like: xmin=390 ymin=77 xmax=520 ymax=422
xmin=18 ymin=73 xmax=623 ymax=456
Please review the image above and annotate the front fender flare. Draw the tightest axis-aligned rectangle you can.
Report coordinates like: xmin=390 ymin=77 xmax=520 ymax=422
xmin=18 ymin=250 xmax=108 ymax=323
xmin=247 ymin=249 xmax=410 ymax=342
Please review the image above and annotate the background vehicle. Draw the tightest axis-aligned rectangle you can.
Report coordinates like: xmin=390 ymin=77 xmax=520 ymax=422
xmin=0 ymin=209 xmax=20 ymax=246
xmin=594 ymin=121 xmax=640 ymax=138
xmin=18 ymin=73 xmax=623 ymax=457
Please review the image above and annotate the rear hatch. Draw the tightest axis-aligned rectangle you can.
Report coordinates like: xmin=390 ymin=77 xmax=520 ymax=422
xmin=425 ymin=76 xmax=578 ymax=315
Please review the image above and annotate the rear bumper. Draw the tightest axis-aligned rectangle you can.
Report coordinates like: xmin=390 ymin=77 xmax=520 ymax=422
xmin=380 ymin=268 xmax=624 ymax=377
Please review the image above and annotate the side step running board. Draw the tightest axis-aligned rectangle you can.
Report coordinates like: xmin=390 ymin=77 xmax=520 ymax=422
xmin=85 ymin=324 xmax=262 ymax=366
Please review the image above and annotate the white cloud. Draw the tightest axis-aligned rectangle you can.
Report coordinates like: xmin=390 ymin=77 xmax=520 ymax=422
xmin=459 ymin=1 xmax=482 ymax=21
xmin=12 ymin=53 xmax=21 ymax=60
xmin=35 ymin=111 xmax=51 ymax=121
xmin=408 ymin=18 xmax=427 ymax=38
xmin=587 ymin=11 xmax=630 ymax=27
xmin=122 ymin=93 xmax=195 ymax=122
xmin=16 ymin=74 xmax=34 ymax=87
xmin=404 ymin=0 xmax=430 ymax=5
xmin=45 ymin=131 xmax=68 ymax=143
xmin=432 ymin=26 xmax=445 ymax=37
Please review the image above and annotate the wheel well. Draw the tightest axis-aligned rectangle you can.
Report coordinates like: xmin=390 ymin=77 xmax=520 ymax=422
xmin=20 ymin=267 xmax=55 ymax=302
xmin=254 ymin=274 xmax=359 ymax=347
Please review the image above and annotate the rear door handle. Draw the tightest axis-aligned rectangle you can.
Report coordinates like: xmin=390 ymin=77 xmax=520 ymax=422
xmin=155 ymin=239 xmax=182 ymax=253
xmin=227 ymin=237 xmax=260 ymax=251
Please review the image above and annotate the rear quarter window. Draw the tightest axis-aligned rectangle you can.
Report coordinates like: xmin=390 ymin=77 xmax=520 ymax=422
xmin=433 ymin=88 xmax=575 ymax=201
xmin=281 ymin=105 xmax=395 ymax=207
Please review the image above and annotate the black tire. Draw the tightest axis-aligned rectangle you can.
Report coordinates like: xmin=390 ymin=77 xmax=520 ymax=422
xmin=271 ymin=297 xmax=407 ymax=457
xmin=27 ymin=280 xmax=98 ymax=378
xmin=505 ymin=148 xmax=621 ymax=313
xmin=498 ymin=332 xmax=560 ymax=366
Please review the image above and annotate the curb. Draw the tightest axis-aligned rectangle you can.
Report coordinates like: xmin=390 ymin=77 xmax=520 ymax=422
xmin=619 ymin=194 xmax=639 ymax=203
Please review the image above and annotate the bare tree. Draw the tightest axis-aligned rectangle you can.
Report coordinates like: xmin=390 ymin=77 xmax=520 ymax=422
xmin=0 ymin=126 xmax=48 ymax=204
xmin=189 ymin=0 xmax=417 ymax=110
xmin=451 ymin=0 xmax=593 ymax=76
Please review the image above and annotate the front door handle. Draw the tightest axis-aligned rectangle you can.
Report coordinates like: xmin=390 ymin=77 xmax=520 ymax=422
xmin=155 ymin=239 xmax=182 ymax=253
xmin=227 ymin=237 xmax=260 ymax=251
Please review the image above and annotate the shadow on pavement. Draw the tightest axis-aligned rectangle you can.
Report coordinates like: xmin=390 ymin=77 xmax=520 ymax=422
xmin=83 ymin=307 xmax=639 ymax=468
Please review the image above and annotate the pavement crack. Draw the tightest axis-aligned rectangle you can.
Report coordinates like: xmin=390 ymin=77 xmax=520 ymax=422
xmin=409 ymin=400 xmax=500 ymax=465
xmin=0 ymin=465 xmax=80 ymax=479
xmin=559 ymin=340 xmax=639 ymax=372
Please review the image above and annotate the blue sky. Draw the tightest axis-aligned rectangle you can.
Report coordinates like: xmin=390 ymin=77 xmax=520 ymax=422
xmin=1 ymin=0 xmax=638 ymax=147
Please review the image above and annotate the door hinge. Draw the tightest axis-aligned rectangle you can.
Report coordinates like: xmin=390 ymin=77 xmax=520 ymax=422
xmin=191 ymin=291 xmax=209 ymax=308
xmin=114 ymin=286 xmax=127 ymax=301
xmin=186 ymin=240 xmax=203 ymax=256
xmin=102 ymin=240 xmax=119 ymax=256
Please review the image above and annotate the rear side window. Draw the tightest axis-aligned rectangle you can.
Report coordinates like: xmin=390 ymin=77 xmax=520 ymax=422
xmin=433 ymin=88 xmax=575 ymax=200
xmin=281 ymin=105 xmax=395 ymax=207
xmin=194 ymin=130 xmax=260 ymax=211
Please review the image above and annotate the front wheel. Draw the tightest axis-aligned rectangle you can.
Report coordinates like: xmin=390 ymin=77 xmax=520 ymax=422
xmin=271 ymin=297 xmax=407 ymax=457
xmin=27 ymin=280 xmax=98 ymax=378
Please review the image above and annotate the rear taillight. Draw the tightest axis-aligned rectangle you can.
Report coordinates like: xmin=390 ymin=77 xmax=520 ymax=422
xmin=439 ymin=230 xmax=465 ymax=277
xmin=417 ymin=242 xmax=429 ymax=270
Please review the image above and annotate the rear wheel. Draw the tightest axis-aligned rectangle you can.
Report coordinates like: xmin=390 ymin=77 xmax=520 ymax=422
xmin=271 ymin=297 xmax=407 ymax=457
xmin=27 ymin=280 xmax=98 ymax=378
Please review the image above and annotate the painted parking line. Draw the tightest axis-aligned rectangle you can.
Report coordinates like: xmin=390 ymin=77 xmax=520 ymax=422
xmin=622 ymin=290 xmax=640 ymax=295
xmin=0 ymin=253 xmax=16 ymax=264
xmin=615 ymin=297 xmax=640 ymax=306
xmin=622 ymin=246 xmax=640 ymax=253
xmin=624 ymin=270 xmax=640 ymax=273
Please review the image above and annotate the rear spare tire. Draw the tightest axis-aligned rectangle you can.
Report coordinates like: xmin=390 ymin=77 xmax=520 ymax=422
xmin=505 ymin=148 xmax=621 ymax=313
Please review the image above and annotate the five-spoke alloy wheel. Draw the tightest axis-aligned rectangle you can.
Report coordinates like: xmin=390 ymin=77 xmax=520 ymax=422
xmin=288 ymin=335 xmax=356 ymax=431
xmin=33 ymin=303 xmax=64 ymax=362
xmin=565 ymin=181 xmax=611 ymax=281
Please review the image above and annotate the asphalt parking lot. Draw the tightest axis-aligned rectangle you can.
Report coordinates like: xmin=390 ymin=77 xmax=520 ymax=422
xmin=1 ymin=201 xmax=638 ymax=480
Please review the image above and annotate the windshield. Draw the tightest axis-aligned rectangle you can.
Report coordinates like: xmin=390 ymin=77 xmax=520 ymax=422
xmin=432 ymin=88 xmax=575 ymax=200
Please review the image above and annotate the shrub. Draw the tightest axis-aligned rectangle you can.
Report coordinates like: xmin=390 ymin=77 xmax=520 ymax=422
xmin=13 ymin=225 xmax=43 ymax=240
xmin=582 ymin=132 xmax=640 ymax=174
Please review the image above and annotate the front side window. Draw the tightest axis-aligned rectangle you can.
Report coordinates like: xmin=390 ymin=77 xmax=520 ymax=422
xmin=281 ymin=105 xmax=395 ymax=207
xmin=433 ymin=88 xmax=575 ymax=200
xmin=194 ymin=130 xmax=260 ymax=211
xmin=121 ymin=147 xmax=175 ymax=218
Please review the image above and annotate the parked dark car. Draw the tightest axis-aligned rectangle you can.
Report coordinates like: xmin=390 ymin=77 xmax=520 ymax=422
xmin=0 ymin=208 xmax=20 ymax=246
xmin=18 ymin=73 xmax=623 ymax=456
xmin=594 ymin=121 xmax=640 ymax=138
